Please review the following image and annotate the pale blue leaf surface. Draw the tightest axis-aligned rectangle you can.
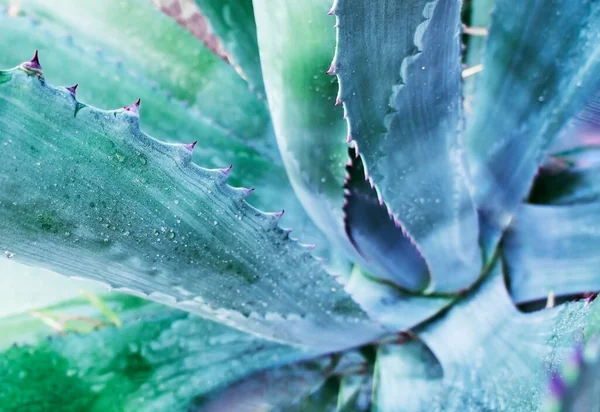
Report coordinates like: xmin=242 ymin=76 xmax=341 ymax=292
xmin=345 ymin=267 xmax=453 ymax=332
xmin=504 ymin=204 xmax=600 ymax=303
xmin=334 ymin=0 xmax=481 ymax=292
xmin=549 ymin=92 xmax=600 ymax=154
xmin=467 ymin=0 xmax=600 ymax=252
xmin=0 ymin=66 xmax=384 ymax=350
xmin=413 ymin=264 xmax=598 ymax=411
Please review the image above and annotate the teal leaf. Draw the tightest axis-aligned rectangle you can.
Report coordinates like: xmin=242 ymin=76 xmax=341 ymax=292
xmin=463 ymin=0 xmax=494 ymax=107
xmin=345 ymin=266 xmax=453 ymax=331
xmin=504 ymin=204 xmax=600 ymax=303
xmin=191 ymin=357 xmax=334 ymax=411
xmin=0 ymin=299 xmax=312 ymax=411
xmin=192 ymin=0 xmax=265 ymax=96
xmin=466 ymin=0 xmax=600 ymax=251
xmin=334 ymin=0 xmax=481 ymax=292
xmin=253 ymin=0 xmax=353 ymax=259
xmin=413 ymin=263 xmax=599 ymax=410
xmin=343 ymin=148 xmax=430 ymax=292
xmin=0 ymin=66 xmax=383 ymax=350
xmin=372 ymin=339 xmax=442 ymax=412
xmin=0 ymin=8 xmax=328 ymax=250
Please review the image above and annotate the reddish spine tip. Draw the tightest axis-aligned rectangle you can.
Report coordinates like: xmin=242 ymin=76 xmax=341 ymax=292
xmin=326 ymin=64 xmax=335 ymax=75
xmin=243 ymin=187 xmax=255 ymax=197
xmin=220 ymin=164 xmax=233 ymax=176
xmin=66 ymin=84 xmax=78 ymax=96
xmin=184 ymin=141 xmax=197 ymax=152
xmin=124 ymin=98 xmax=141 ymax=114
xmin=274 ymin=209 xmax=285 ymax=218
xmin=335 ymin=97 xmax=342 ymax=106
xmin=327 ymin=8 xmax=335 ymax=15
xmin=30 ymin=50 xmax=41 ymax=69
xmin=345 ymin=132 xmax=352 ymax=143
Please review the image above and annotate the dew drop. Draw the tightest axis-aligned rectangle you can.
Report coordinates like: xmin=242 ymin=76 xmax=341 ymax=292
xmin=4 ymin=250 xmax=14 ymax=258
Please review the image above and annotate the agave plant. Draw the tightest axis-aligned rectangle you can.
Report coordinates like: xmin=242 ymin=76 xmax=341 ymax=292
xmin=1 ymin=0 xmax=600 ymax=410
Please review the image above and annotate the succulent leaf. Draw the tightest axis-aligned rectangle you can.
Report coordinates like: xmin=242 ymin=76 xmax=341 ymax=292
xmin=345 ymin=266 xmax=453 ymax=331
xmin=466 ymin=0 xmax=600 ymax=252
xmin=413 ymin=263 xmax=599 ymax=410
xmin=0 ymin=66 xmax=383 ymax=350
xmin=0 ymin=297 xmax=311 ymax=411
xmin=191 ymin=0 xmax=264 ymax=96
xmin=504 ymin=204 xmax=600 ymax=303
xmin=190 ymin=357 xmax=333 ymax=411
xmin=343 ymin=149 xmax=430 ymax=292
xmin=253 ymin=0 xmax=352 ymax=257
xmin=0 ymin=6 xmax=330 ymax=254
xmin=372 ymin=339 xmax=442 ymax=412
xmin=336 ymin=373 xmax=372 ymax=412
xmin=334 ymin=0 xmax=482 ymax=292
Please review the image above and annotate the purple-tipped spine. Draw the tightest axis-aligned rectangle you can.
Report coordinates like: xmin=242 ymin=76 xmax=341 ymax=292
xmin=66 ymin=84 xmax=78 ymax=96
xmin=124 ymin=98 xmax=141 ymax=115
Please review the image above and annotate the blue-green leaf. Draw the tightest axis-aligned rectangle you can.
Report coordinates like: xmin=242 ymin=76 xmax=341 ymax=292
xmin=334 ymin=0 xmax=481 ymax=292
xmin=412 ymin=264 xmax=599 ymax=410
xmin=0 ymin=297 xmax=312 ymax=411
xmin=343 ymin=149 xmax=430 ymax=292
xmin=0 ymin=66 xmax=383 ymax=350
xmin=192 ymin=0 xmax=265 ymax=96
xmin=504 ymin=204 xmax=600 ymax=303
xmin=549 ymin=92 xmax=600 ymax=154
xmin=0 ymin=5 xmax=328 ymax=250
xmin=345 ymin=266 xmax=453 ymax=331
xmin=372 ymin=339 xmax=442 ymax=412
xmin=253 ymin=0 xmax=423 ymax=289
xmin=466 ymin=0 xmax=600 ymax=251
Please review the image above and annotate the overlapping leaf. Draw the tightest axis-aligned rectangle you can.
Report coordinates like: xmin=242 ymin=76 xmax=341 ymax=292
xmin=467 ymin=0 xmax=600 ymax=252
xmin=0 ymin=66 xmax=383 ymax=349
xmin=504 ymin=204 xmax=600 ymax=303
xmin=334 ymin=0 xmax=481 ymax=292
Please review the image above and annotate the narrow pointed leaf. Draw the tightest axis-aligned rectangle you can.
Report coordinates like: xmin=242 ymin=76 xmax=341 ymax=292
xmin=192 ymin=0 xmax=264 ymax=96
xmin=414 ymin=264 xmax=599 ymax=410
xmin=0 ymin=67 xmax=383 ymax=349
xmin=504 ymin=204 xmax=600 ymax=303
xmin=149 ymin=0 xmax=231 ymax=63
xmin=0 ymin=298 xmax=311 ymax=411
xmin=253 ymin=0 xmax=353 ymax=258
xmin=467 ymin=0 xmax=600 ymax=250
xmin=336 ymin=374 xmax=372 ymax=412
xmin=334 ymin=0 xmax=481 ymax=292
xmin=344 ymin=149 xmax=430 ymax=292
xmin=0 ymin=7 xmax=329 ymax=253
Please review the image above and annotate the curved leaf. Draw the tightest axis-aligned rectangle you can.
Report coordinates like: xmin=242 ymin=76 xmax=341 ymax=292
xmin=0 ymin=65 xmax=383 ymax=349
xmin=504 ymin=204 xmax=600 ymax=304
xmin=0 ymin=5 xmax=329 ymax=256
xmin=149 ymin=0 xmax=231 ymax=63
xmin=345 ymin=267 xmax=453 ymax=332
xmin=466 ymin=0 xmax=600 ymax=252
xmin=0 ymin=298 xmax=311 ymax=411
xmin=343 ymin=149 xmax=430 ymax=292
xmin=192 ymin=0 xmax=265 ymax=96
xmin=253 ymin=0 xmax=352 ymax=257
xmin=334 ymin=0 xmax=481 ymax=292
xmin=413 ymin=263 xmax=599 ymax=410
